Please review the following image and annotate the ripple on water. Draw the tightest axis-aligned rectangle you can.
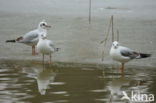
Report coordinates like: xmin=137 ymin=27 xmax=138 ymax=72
xmin=50 ymin=82 xmax=65 ymax=85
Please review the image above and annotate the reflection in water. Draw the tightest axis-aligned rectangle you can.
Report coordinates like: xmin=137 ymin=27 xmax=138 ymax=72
xmin=21 ymin=65 xmax=57 ymax=95
xmin=90 ymin=67 xmax=156 ymax=103
xmin=107 ymin=77 xmax=130 ymax=102
xmin=37 ymin=68 xmax=56 ymax=95
xmin=0 ymin=60 xmax=155 ymax=103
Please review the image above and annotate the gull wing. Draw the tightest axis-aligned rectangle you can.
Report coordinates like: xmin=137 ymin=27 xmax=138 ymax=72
xmin=120 ymin=46 xmax=139 ymax=59
xmin=49 ymin=40 xmax=55 ymax=48
xmin=48 ymin=40 xmax=55 ymax=52
xmin=48 ymin=40 xmax=60 ymax=52
xmin=18 ymin=30 xmax=39 ymax=43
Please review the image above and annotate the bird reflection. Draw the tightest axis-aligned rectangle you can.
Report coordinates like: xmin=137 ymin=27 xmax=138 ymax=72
xmin=107 ymin=77 xmax=130 ymax=102
xmin=21 ymin=64 xmax=57 ymax=95
xmin=37 ymin=67 xmax=56 ymax=95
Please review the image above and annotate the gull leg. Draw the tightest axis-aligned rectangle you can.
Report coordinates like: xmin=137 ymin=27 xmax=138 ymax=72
xmin=121 ymin=63 xmax=124 ymax=77
xmin=42 ymin=54 xmax=44 ymax=65
xmin=49 ymin=54 xmax=52 ymax=64
xmin=33 ymin=46 xmax=38 ymax=55
xmin=32 ymin=46 xmax=34 ymax=55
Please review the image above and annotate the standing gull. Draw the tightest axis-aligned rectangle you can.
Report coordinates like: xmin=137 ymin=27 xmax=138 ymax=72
xmin=37 ymin=34 xmax=59 ymax=64
xmin=110 ymin=41 xmax=151 ymax=75
xmin=6 ymin=20 xmax=51 ymax=55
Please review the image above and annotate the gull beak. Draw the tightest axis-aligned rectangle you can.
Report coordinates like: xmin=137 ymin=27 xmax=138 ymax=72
xmin=45 ymin=25 xmax=51 ymax=28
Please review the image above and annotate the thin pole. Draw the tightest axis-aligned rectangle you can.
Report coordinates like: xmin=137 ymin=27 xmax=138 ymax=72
xmin=111 ymin=15 xmax=114 ymax=42
xmin=101 ymin=16 xmax=112 ymax=61
xmin=117 ymin=29 xmax=119 ymax=41
xmin=89 ymin=0 xmax=91 ymax=24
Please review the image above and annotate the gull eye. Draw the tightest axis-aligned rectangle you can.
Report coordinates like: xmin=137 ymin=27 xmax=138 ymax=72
xmin=42 ymin=23 xmax=45 ymax=26
xmin=40 ymin=23 xmax=45 ymax=27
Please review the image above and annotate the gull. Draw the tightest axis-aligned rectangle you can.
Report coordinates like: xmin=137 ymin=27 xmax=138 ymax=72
xmin=37 ymin=34 xmax=59 ymax=64
xmin=110 ymin=41 xmax=151 ymax=75
xmin=6 ymin=20 xmax=51 ymax=55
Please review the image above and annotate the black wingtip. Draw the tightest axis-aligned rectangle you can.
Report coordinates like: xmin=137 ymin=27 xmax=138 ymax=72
xmin=6 ymin=40 xmax=16 ymax=43
xmin=140 ymin=53 xmax=151 ymax=58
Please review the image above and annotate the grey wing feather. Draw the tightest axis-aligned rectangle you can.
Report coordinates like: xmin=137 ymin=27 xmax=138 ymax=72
xmin=49 ymin=40 xmax=60 ymax=52
xmin=48 ymin=40 xmax=55 ymax=52
xmin=49 ymin=40 xmax=55 ymax=48
xmin=120 ymin=47 xmax=137 ymax=59
xmin=20 ymin=31 xmax=39 ymax=43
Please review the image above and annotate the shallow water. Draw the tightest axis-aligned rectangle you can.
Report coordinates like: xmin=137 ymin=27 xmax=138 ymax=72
xmin=0 ymin=0 xmax=156 ymax=103
xmin=0 ymin=0 xmax=156 ymax=67
xmin=0 ymin=60 xmax=155 ymax=103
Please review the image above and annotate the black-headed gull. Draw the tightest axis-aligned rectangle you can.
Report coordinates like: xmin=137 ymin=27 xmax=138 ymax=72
xmin=37 ymin=34 xmax=59 ymax=64
xmin=110 ymin=41 xmax=151 ymax=75
xmin=6 ymin=20 xmax=51 ymax=55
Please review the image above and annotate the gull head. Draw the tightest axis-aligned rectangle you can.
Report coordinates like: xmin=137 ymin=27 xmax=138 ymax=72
xmin=112 ymin=41 xmax=119 ymax=49
xmin=38 ymin=20 xmax=51 ymax=30
xmin=40 ymin=34 xmax=47 ymax=40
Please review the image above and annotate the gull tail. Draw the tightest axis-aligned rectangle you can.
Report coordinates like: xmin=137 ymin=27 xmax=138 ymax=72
xmin=136 ymin=53 xmax=151 ymax=59
xmin=6 ymin=39 xmax=16 ymax=43
xmin=55 ymin=48 xmax=60 ymax=52
xmin=6 ymin=37 xmax=23 ymax=43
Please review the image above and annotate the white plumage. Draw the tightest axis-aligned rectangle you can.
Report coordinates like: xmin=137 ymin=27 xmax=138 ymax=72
xmin=6 ymin=20 xmax=51 ymax=55
xmin=110 ymin=43 xmax=133 ymax=63
xmin=37 ymin=39 xmax=54 ymax=55
xmin=37 ymin=34 xmax=59 ymax=64
xmin=110 ymin=41 xmax=151 ymax=75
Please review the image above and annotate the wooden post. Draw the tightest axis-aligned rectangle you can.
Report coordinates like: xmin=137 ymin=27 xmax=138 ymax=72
xmin=89 ymin=0 xmax=91 ymax=24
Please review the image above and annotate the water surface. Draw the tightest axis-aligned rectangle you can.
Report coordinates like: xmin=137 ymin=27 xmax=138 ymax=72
xmin=0 ymin=60 xmax=155 ymax=103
